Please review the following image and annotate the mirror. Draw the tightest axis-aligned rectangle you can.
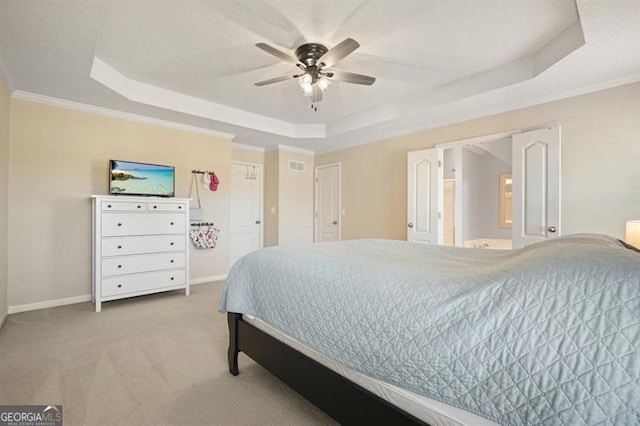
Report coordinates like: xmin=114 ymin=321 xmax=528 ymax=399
xmin=499 ymin=173 xmax=512 ymax=228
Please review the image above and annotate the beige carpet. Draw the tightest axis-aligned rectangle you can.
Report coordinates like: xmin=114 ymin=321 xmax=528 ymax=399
xmin=0 ymin=282 xmax=337 ymax=425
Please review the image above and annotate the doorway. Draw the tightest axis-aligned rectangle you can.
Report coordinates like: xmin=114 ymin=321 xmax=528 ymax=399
xmin=442 ymin=138 xmax=514 ymax=249
xmin=230 ymin=162 xmax=263 ymax=265
xmin=407 ymin=126 xmax=561 ymax=249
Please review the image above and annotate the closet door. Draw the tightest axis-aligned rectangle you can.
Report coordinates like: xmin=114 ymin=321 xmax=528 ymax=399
xmin=512 ymin=126 xmax=561 ymax=248
xmin=230 ymin=163 xmax=263 ymax=265
xmin=315 ymin=163 xmax=341 ymax=242
xmin=407 ymin=149 xmax=443 ymax=244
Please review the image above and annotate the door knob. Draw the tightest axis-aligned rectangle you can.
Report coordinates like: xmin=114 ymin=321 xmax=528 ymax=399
xmin=332 ymin=221 xmax=338 ymax=225
xmin=548 ymin=226 xmax=557 ymax=233
xmin=408 ymin=223 xmax=414 ymax=228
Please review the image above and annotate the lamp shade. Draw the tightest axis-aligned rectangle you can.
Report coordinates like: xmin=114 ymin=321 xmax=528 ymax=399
xmin=626 ymin=220 xmax=640 ymax=248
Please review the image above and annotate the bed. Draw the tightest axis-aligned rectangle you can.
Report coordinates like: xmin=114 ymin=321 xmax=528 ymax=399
xmin=219 ymin=235 xmax=640 ymax=425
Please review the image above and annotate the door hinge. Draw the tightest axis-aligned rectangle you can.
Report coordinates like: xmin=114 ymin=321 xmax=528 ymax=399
xmin=438 ymin=160 xmax=442 ymax=167
xmin=438 ymin=212 xmax=442 ymax=219
xmin=315 ymin=177 xmax=318 ymax=183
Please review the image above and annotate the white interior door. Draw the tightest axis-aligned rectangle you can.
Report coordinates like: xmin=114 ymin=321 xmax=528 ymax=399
xmin=407 ymin=149 xmax=443 ymax=244
xmin=230 ymin=163 xmax=263 ymax=265
xmin=512 ymin=126 xmax=561 ymax=248
xmin=315 ymin=164 xmax=341 ymax=242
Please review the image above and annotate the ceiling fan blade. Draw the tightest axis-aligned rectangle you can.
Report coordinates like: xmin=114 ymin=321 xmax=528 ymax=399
xmin=255 ymin=43 xmax=299 ymax=65
xmin=329 ymin=69 xmax=376 ymax=85
xmin=311 ymin=85 xmax=323 ymax=103
xmin=319 ymin=38 xmax=360 ymax=68
xmin=254 ymin=75 xmax=293 ymax=86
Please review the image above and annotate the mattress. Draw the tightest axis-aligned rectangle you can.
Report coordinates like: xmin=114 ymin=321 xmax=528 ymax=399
xmin=244 ymin=315 xmax=497 ymax=426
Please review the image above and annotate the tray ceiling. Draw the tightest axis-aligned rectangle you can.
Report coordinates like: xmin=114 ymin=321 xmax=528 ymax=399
xmin=0 ymin=0 xmax=638 ymax=153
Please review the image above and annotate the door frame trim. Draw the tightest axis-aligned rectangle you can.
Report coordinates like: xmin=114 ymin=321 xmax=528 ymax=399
xmin=314 ymin=162 xmax=342 ymax=242
xmin=231 ymin=161 xmax=264 ymax=250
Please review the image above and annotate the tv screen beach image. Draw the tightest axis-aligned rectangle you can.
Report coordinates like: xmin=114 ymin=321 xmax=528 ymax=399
xmin=110 ymin=161 xmax=174 ymax=196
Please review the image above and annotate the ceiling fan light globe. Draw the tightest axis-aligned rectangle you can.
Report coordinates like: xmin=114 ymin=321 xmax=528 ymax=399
xmin=317 ymin=77 xmax=330 ymax=91
xmin=301 ymin=84 xmax=313 ymax=96
xmin=299 ymin=73 xmax=312 ymax=86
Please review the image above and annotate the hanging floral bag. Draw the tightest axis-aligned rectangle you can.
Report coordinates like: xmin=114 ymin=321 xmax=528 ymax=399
xmin=189 ymin=223 xmax=220 ymax=249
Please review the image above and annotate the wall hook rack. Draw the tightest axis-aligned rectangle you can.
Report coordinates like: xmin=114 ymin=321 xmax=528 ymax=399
xmin=190 ymin=222 xmax=217 ymax=227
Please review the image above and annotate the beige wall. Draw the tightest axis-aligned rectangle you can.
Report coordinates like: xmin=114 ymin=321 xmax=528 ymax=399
xmin=8 ymin=99 xmax=232 ymax=308
xmin=316 ymin=83 xmax=640 ymax=241
xmin=231 ymin=146 xmax=264 ymax=165
xmin=262 ymin=148 xmax=314 ymax=247
xmin=278 ymin=150 xmax=314 ymax=246
xmin=5 ymin=82 xmax=638 ymax=309
xmin=0 ymin=78 xmax=9 ymax=321
xmin=263 ymin=150 xmax=279 ymax=246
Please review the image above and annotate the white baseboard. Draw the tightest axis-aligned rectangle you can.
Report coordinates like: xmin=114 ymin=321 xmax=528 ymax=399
xmin=6 ymin=275 xmax=228 ymax=315
xmin=8 ymin=294 xmax=92 ymax=314
xmin=0 ymin=309 xmax=7 ymax=330
xmin=190 ymin=274 xmax=227 ymax=285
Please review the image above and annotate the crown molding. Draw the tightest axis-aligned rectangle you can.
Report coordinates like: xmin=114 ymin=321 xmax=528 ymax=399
xmin=231 ymin=142 xmax=265 ymax=153
xmin=491 ymin=72 xmax=640 ymax=117
xmin=11 ymin=90 xmax=236 ymax=140
xmin=266 ymin=144 xmax=315 ymax=156
xmin=0 ymin=53 xmax=14 ymax=95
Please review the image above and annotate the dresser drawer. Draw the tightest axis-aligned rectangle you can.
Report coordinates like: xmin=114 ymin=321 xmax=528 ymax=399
xmin=148 ymin=202 xmax=186 ymax=212
xmin=102 ymin=252 xmax=186 ymax=277
xmin=102 ymin=213 xmax=185 ymax=236
xmin=101 ymin=270 xmax=186 ymax=297
xmin=101 ymin=235 xmax=185 ymax=256
xmin=102 ymin=201 xmax=146 ymax=211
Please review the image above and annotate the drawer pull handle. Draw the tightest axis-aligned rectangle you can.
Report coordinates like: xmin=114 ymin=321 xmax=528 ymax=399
xmin=117 ymin=284 xmax=122 ymax=288
xmin=170 ymin=242 xmax=174 ymax=246
xmin=117 ymin=265 xmax=122 ymax=269
xmin=153 ymin=205 xmax=157 ymax=209
xmin=170 ymin=277 xmax=174 ymax=281
xmin=137 ymin=205 xmax=142 ymax=209
xmin=178 ymin=206 xmax=182 ymax=209
xmin=170 ymin=222 xmax=174 ymax=225
xmin=107 ymin=204 xmax=112 ymax=208
xmin=170 ymin=260 xmax=174 ymax=263
xmin=117 ymin=223 xmax=122 ymax=227
xmin=117 ymin=245 xmax=122 ymax=249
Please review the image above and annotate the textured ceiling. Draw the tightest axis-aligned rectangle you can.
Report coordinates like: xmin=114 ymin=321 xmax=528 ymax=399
xmin=0 ymin=0 xmax=638 ymax=153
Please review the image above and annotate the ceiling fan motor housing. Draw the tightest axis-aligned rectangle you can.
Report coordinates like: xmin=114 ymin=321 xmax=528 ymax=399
xmin=295 ymin=43 xmax=328 ymax=67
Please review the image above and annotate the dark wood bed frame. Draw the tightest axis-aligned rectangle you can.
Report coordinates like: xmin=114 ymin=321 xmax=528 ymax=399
xmin=227 ymin=312 xmax=428 ymax=425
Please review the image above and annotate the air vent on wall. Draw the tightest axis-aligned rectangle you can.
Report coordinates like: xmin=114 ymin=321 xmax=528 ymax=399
xmin=288 ymin=160 xmax=305 ymax=172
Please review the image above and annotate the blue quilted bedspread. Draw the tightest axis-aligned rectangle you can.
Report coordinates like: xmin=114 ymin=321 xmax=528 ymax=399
xmin=219 ymin=235 xmax=640 ymax=425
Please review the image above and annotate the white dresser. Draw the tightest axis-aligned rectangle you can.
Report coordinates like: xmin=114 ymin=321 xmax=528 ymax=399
xmin=92 ymin=195 xmax=190 ymax=312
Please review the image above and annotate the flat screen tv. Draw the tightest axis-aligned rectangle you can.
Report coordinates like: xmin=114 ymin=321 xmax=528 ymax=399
xmin=109 ymin=160 xmax=175 ymax=197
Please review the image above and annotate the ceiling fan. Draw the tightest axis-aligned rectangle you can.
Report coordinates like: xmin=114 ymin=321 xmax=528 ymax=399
xmin=254 ymin=38 xmax=375 ymax=109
